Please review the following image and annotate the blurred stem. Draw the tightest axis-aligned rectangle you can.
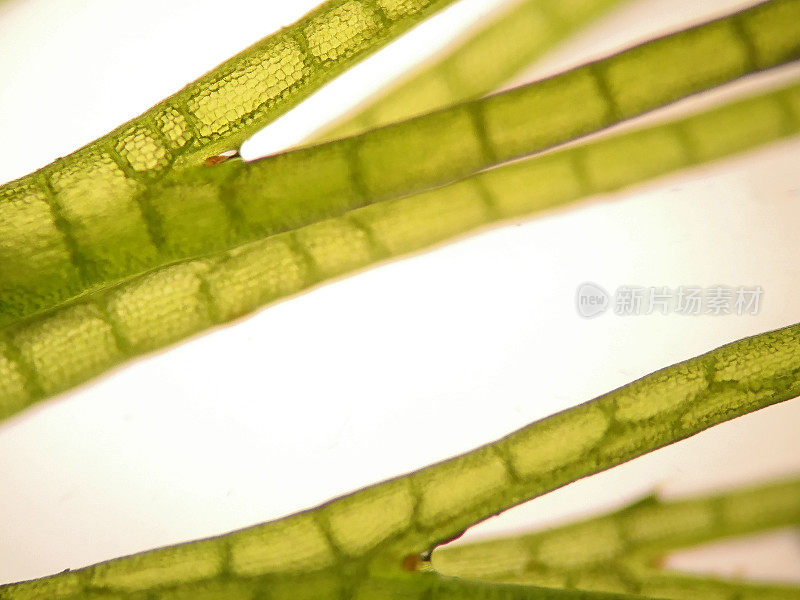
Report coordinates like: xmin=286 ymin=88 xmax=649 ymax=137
xmin=312 ymin=0 xmax=629 ymax=141
xmin=433 ymin=477 xmax=800 ymax=598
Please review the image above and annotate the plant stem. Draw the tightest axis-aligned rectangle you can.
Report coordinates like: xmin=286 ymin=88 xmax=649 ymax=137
xmin=2 ymin=75 xmax=798 ymax=420
xmin=433 ymin=477 xmax=800 ymax=597
xmin=2 ymin=0 xmax=798 ymax=327
xmin=313 ymin=0 xmax=629 ymax=141
xmin=3 ymin=321 xmax=799 ymax=597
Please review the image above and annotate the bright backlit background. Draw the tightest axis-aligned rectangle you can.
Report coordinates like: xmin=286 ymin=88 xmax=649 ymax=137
xmin=0 ymin=0 xmax=799 ymax=586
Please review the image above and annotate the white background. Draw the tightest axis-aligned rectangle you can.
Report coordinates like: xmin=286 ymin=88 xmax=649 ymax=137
xmin=0 ymin=0 xmax=799 ymax=586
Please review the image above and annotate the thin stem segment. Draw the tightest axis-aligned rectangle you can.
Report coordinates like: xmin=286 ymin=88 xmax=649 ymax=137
xmin=2 ymin=321 xmax=799 ymax=597
xmin=433 ymin=477 xmax=800 ymax=597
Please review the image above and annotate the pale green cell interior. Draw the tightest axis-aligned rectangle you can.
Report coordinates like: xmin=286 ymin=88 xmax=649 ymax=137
xmin=742 ymin=0 xmax=800 ymax=66
xmin=481 ymin=67 xmax=610 ymax=161
xmin=355 ymin=106 xmax=488 ymax=198
xmin=505 ymin=404 xmax=610 ymax=477
xmin=202 ymin=237 xmax=311 ymax=323
xmin=292 ymin=217 xmax=377 ymax=278
xmin=48 ymin=151 xmax=155 ymax=280
xmin=149 ymin=183 xmax=233 ymax=259
xmin=479 ymin=154 xmax=583 ymax=217
xmin=327 ymin=481 xmax=416 ymax=555
xmin=681 ymin=95 xmax=790 ymax=159
xmin=0 ymin=341 xmax=30 ymax=419
xmin=412 ymin=447 xmax=510 ymax=528
xmin=89 ymin=539 xmax=224 ymax=591
xmin=230 ymin=145 xmax=357 ymax=234
xmin=581 ymin=127 xmax=688 ymax=192
xmin=602 ymin=21 xmax=750 ymax=116
xmin=12 ymin=304 xmax=122 ymax=396
xmin=104 ymin=263 xmax=213 ymax=352
xmin=304 ymin=1 xmax=383 ymax=64
xmin=0 ymin=184 xmax=82 ymax=314
xmin=228 ymin=514 xmax=335 ymax=576
xmin=612 ymin=361 xmax=707 ymax=422
xmin=115 ymin=125 xmax=170 ymax=174
xmin=355 ymin=179 xmax=492 ymax=255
